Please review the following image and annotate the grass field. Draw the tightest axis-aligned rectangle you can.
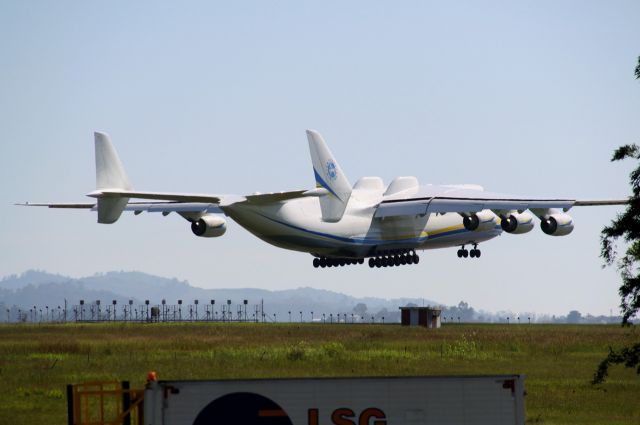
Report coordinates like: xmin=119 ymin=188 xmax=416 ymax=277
xmin=0 ymin=323 xmax=638 ymax=424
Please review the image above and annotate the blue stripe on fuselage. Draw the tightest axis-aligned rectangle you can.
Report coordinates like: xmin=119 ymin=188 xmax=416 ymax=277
xmin=255 ymin=212 xmax=494 ymax=246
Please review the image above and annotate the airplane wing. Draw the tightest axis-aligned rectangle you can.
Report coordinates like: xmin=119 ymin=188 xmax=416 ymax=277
xmin=374 ymin=187 xmax=628 ymax=218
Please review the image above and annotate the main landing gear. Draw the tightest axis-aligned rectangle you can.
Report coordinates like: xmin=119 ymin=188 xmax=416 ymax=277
xmin=457 ymin=244 xmax=481 ymax=259
xmin=312 ymin=249 xmax=421 ymax=269
xmin=313 ymin=257 xmax=365 ymax=268
xmin=368 ymin=249 xmax=420 ymax=268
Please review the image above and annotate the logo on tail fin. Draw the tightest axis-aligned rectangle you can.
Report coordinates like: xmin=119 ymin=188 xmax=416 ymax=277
xmin=326 ymin=160 xmax=337 ymax=181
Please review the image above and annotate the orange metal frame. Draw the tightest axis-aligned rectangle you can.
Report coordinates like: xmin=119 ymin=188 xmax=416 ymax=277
xmin=67 ymin=381 xmax=144 ymax=425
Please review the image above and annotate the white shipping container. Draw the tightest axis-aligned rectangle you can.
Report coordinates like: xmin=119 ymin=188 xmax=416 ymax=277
xmin=144 ymin=375 xmax=525 ymax=425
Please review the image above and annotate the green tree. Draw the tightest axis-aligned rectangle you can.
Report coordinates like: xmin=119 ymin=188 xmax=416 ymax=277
xmin=567 ymin=310 xmax=582 ymax=324
xmin=352 ymin=303 xmax=367 ymax=319
xmin=592 ymin=56 xmax=640 ymax=384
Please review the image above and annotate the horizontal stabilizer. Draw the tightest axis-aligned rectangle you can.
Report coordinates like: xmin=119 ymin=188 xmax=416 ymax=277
xmin=245 ymin=190 xmax=308 ymax=204
xmin=88 ymin=189 xmax=222 ymax=204
xmin=15 ymin=202 xmax=95 ymax=209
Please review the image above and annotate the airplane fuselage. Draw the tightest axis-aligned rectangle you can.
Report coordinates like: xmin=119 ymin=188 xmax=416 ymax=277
xmin=223 ymin=186 xmax=502 ymax=258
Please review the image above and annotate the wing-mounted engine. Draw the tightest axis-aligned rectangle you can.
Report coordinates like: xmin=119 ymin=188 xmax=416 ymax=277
xmin=498 ymin=211 xmax=535 ymax=234
xmin=461 ymin=210 xmax=498 ymax=232
xmin=191 ymin=214 xmax=227 ymax=238
xmin=539 ymin=212 xmax=574 ymax=236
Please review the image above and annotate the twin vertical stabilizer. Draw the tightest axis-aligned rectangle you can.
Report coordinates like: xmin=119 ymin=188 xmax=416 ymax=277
xmin=306 ymin=130 xmax=352 ymax=222
xmin=94 ymin=132 xmax=131 ymax=224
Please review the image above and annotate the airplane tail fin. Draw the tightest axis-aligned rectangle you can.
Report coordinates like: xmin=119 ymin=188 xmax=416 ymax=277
xmin=94 ymin=132 xmax=131 ymax=224
xmin=306 ymin=130 xmax=352 ymax=222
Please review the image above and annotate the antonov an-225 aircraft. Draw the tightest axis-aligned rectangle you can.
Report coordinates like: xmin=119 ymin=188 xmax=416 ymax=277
xmin=22 ymin=130 xmax=626 ymax=269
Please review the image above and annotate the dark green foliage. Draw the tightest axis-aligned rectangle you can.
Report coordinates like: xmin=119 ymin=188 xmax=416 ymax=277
xmin=595 ymin=56 xmax=640 ymax=384
xmin=600 ymin=143 xmax=640 ymax=324
xmin=592 ymin=343 xmax=640 ymax=384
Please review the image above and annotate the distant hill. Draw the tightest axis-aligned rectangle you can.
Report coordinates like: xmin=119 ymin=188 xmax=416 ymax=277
xmin=0 ymin=270 xmax=624 ymax=324
xmin=0 ymin=270 xmax=440 ymax=322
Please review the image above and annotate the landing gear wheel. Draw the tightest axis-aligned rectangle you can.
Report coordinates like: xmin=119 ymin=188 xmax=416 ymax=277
xmin=476 ymin=250 xmax=481 ymax=258
xmin=368 ymin=258 xmax=375 ymax=268
xmin=394 ymin=256 xmax=401 ymax=266
xmin=313 ymin=258 xmax=320 ymax=268
xmin=358 ymin=258 xmax=365 ymax=264
xmin=319 ymin=258 xmax=327 ymax=268
xmin=413 ymin=254 xmax=420 ymax=264
xmin=375 ymin=258 xmax=382 ymax=268
xmin=457 ymin=249 xmax=463 ymax=258
xmin=462 ymin=250 xmax=469 ymax=258
xmin=470 ymin=250 xmax=476 ymax=258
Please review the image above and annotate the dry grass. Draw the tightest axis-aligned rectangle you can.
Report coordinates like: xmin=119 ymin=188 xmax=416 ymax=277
xmin=0 ymin=323 xmax=638 ymax=424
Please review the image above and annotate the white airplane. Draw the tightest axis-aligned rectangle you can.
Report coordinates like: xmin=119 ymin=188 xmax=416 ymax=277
xmin=21 ymin=130 xmax=626 ymax=269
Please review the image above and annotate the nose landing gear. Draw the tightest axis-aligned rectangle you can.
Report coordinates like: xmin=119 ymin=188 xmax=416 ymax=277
xmin=457 ymin=244 xmax=481 ymax=259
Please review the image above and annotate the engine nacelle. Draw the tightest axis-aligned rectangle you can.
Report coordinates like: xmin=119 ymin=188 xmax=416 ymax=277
xmin=500 ymin=212 xmax=535 ymax=234
xmin=540 ymin=213 xmax=574 ymax=236
xmin=462 ymin=210 xmax=498 ymax=232
xmin=191 ymin=214 xmax=227 ymax=238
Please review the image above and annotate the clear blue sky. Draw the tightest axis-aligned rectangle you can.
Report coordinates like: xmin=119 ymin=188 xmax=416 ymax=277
xmin=1 ymin=1 xmax=639 ymax=317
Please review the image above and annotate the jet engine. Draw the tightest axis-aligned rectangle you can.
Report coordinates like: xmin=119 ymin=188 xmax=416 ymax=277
xmin=191 ymin=214 xmax=227 ymax=238
xmin=462 ymin=210 xmax=498 ymax=232
xmin=500 ymin=212 xmax=535 ymax=234
xmin=540 ymin=212 xmax=574 ymax=236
